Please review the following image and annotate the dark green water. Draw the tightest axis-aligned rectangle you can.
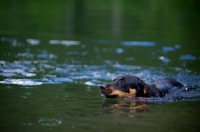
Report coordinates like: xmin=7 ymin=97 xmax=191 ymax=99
xmin=0 ymin=1 xmax=200 ymax=132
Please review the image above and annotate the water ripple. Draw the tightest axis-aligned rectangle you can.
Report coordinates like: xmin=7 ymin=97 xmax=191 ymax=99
xmin=49 ymin=40 xmax=80 ymax=46
xmin=180 ymin=55 xmax=196 ymax=60
xmin=121 ymin=41 xmax=155 ymax=47
xmin=38 ymin=118 xmax=62 ymax=126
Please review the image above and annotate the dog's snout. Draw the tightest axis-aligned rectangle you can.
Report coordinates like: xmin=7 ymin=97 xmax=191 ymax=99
xmin=100 ymin=84 xmax=106 ymax=90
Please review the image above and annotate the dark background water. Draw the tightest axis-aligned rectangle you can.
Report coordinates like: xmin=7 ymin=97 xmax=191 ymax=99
xmin=0 ymin=0 xmax=200 ymax=132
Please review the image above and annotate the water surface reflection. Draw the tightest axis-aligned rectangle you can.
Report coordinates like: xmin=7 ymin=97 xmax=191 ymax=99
xmin=0 ymin=36 xmax=200 ymax=132
xmin=1 ymin=0 xmax=200 ymax=131
xmin=101 ymin=100 xmax=148 ymax=118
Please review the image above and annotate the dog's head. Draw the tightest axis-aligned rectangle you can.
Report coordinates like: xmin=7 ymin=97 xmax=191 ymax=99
xmin=100 ymin=75 xmax=149 ymax=98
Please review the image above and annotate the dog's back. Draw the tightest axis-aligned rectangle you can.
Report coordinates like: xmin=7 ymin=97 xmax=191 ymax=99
xmin=153 ymin=78 xmax=183 ymax=92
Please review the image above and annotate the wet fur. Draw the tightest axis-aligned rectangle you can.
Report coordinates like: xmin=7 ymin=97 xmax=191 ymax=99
xmin=100 ymin=75 xmax=183 ymax=99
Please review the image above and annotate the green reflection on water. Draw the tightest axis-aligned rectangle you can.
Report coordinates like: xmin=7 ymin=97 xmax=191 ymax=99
xmin=0 ymin=1 xmax=200 ymax=132
xmin=0 ymin=83 xmax=200 ymax=132
xmin=0 ymin=0 xmax=200 ymax=43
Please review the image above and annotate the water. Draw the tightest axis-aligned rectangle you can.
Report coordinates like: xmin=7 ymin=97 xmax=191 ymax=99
xmin=1 ymin=1 xmax=200 ymax=132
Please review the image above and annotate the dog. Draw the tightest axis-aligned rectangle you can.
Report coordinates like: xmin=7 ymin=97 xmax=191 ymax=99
xmin=99 ymin=75 xmax=183 ymax=99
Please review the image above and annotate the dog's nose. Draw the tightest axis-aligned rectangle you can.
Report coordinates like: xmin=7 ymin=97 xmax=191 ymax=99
xmin=99 ymin=84 xmax=106 ymax=90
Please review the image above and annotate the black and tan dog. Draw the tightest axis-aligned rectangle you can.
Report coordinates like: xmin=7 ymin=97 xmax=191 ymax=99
xmin=100 ymin=75 xmax=183 ymax=99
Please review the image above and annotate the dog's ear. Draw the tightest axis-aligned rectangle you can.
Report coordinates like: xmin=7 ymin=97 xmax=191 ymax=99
xmin=137 ymin=82 xmax=149 ymax=96
xmin=137 ymin=82 xmax=146 ymax=90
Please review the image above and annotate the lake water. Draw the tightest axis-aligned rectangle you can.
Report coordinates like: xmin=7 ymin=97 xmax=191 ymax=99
xmin=0 ymin=1 xmax=200 ymax=132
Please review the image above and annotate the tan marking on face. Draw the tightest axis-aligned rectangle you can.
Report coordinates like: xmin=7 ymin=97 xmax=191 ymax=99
xmin=104 ymin=88 xmax=112 ymax=94
xmin=109 ymin=88 xmax=137 ymax=98
xmin=119 ymin=77 xmax=124 ymax=80
xmin=143 ymin=88 xmax=148 ymax=95
xmin=129 ymin=89 xmax=137 ymax=97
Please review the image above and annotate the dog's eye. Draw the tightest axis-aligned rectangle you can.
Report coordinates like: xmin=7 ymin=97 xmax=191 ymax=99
xmin=120 ymin=80 xmax=124 ymax=84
